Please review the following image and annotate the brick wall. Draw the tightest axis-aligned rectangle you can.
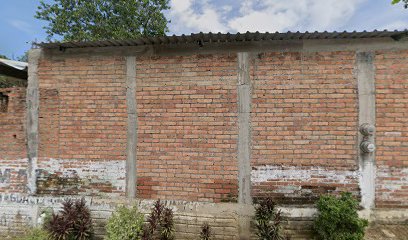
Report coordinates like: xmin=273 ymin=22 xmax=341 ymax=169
xmin=251 ymin=51 xmax=359 ymax=203
xmin=36 ymin=56 xmax=127 ymax=196
xmin=136 ymin=54 xmax=238 ymax=202
xmin=0 ymin=87 xmax=27 ymax=193
xmin=0 ymin=87 xmax=26 ymax=160
xmin=32 ymin=49 xmax=407 ymax=207
xmin=0 ymin=42 xmax=408 ymax=239
xmin=375 ymin=50 xmax=408 ymax=208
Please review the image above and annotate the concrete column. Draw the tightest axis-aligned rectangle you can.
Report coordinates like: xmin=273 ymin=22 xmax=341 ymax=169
xmin=237 ymin=52 xmax=252 ymax=204
xmin=27 ymin=49 xmax=42 ymax=194
xmin=356 ymin=52 xmax=376 ymax=213
xmin=125 ymin=56 xmax=138 ymax=198
xmin=237 ymin=52 xmax=252 ymax=240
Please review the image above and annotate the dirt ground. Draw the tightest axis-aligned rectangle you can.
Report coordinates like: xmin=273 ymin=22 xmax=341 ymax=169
xmin=365 ymin=224 xmax=408 ymax=240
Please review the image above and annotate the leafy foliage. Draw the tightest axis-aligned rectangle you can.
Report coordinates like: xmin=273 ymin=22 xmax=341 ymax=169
xmin=17 ymin=51 xmax=29 ymax=62
xmin=0 ymin=52 xmax=27 ymax=88
xmin=392 ymin=0 xmax=408 ymax=8
xmin=160 ymin=208 xmax=175 ymax=240
xmin=142 ymin=200 xmax=175 ymax=240
xmin=254 ymin=197 xmax=285 ymax=240
xmin=105 ymin=205 xmax=144 ymax=240
xmin=45 ymin=198 xmax=94 ymax=240
xmin=39 ymin=208 xmax=54 ymax=228
xmin=14 ymin=227 xmax=50 ymax=240
xmin=0 ymin=77 xmax=27 ymax=88
xmin=35 ymin=0 xmax=170 ymax=41
xmin=200 ymin=223 xmax=212 ymax=240
xmin=313 ymin=193 xmax=369 ymax=240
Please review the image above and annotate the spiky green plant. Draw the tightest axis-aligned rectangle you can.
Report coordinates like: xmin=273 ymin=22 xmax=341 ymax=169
xmin=254 ymin=197 xmax=285 ymax=240
xmin=200 ymin=223 xmax=211 ymax=240
xmin=142 ymin=200 xmax=175 ymax=240
xmin=46 ymin=198 xmax=94 ymax=240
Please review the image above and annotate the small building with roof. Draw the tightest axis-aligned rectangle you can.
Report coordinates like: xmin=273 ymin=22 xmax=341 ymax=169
xmin=1 ymin=30 xmax=408 ymax=238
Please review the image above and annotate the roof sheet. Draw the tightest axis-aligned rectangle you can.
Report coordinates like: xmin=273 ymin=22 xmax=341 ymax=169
xmin=36 ymin=30 xmax=408 ymax=50
xmin=0 ymin=58 xmax=28 ymax=79
xmin=0 ymin=58 xmax=28 ymax=71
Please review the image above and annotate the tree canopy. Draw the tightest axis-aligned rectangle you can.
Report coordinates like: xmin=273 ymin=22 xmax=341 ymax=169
xmin=392 ymin=0 xmax=408 ymax=8
xmin=35 ymin=0 xmax=170 ymax=42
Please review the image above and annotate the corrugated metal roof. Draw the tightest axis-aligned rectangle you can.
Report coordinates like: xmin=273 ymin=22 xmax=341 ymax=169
xmin=0 ymin=58 xmax=28 ymax=79
xmin=0 ymin=58 xmax=28 ymax=71
xmin=36 ymin=30 xmax=408 ymax=50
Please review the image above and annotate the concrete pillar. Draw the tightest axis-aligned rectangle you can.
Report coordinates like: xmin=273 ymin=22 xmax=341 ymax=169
xmin=356 ymin=52 xmax=376 ymax=214
xmin=237 ymin=52 xmax=252 ymax=204
xmin=26 ymin=49 xmax=42 ymax=194
xmin=237 ymin=52 xmax=252 ymax=239
xmin=125 ymin=56 xmax=138 ymax=198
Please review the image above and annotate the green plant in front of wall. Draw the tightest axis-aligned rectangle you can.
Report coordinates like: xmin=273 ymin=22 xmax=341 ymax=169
xmin=8 ymin=227 xmax=50 ymax=240
xmin=0 ymin=76 xmax=27 ymax=88
xmin=105 ymin=205 xmax=144 ymax=240
xmin=8 ymin=208 xmax=53 ymax=240
xmin=142 ymin=199 xmax=175 ymax=240
xmin=22 ymin=228 xmax=50 ymax=240
xmin=45 ymin=198 xmax=94 ymax=240
xmin=254 ymin=197 xmax=285 ymax=240
xmin=313 ymin=192 xmax=368 ymax=240
xmin=200 ymin=223 xmax=212 ymax=240
xmin=39 ymin=207 xmax=54 ymax=228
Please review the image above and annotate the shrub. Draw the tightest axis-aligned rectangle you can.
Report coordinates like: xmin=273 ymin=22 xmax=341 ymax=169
xmin=0 ymin=76 xmax=27 ymax=88
xmin=10 ymin=227 xmax=50 ymax=240
xmin=142 ymin=200 xmax=175 ymax=240
xmin=313 ymin=192 xmax=369 ymax=240
xmin=160 ymin=208 xmax=175 ymax=240
xmin=45 ymin=198 xmax=94 ymax=240
xmin=254 ymin=197 xmax=285 ymax=240
xmin=200 ymin=223 xmax=211 ymax=240
xmin=105 ymin=205 xmax=144 ymax=240
xmin=38 ymin=208 xmax=53 ymax=228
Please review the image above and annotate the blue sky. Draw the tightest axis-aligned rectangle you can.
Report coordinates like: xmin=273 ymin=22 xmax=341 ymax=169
xmin=1 ymin=0 xmax=407 ymax=60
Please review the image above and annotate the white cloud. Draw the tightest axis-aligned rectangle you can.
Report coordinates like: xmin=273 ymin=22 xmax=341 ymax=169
xmin=380 ymin=20 xmax=408 ymax=31
xmin=8 ymin=19 xmax=33 ymax=34
xmin=169 ymin=0 xmax=227 ymax=34
xmin=228 ymin=0 xmax=366 ymax=32
xmin=169 ymin=0 xmax=369 ymax=34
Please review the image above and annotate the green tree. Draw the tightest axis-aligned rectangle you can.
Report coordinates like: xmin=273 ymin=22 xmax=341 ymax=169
xmin=392 ymin=0 xmax=408 ymax=8
xmin=0 ymin=53 xmax=27 ymax=88
xmin=17 ymin=51 xmax=28 ymax=62
xmin=35 ymin=0 xmax=170 ymax=42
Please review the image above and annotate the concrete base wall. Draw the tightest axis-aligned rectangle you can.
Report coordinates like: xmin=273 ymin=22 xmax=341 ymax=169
xmin=1 ymin=194 xmax=406 ymax=239
xmin=0 ymin=195 xmax=241 ymax=239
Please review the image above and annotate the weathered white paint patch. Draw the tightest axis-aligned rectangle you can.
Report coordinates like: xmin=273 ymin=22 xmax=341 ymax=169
xmin=0 ymin=205 xmax=36 ymax=230
xmin=372 ymin=208 xmax=408 ymax=224
xmin=359 ymin=160 xmax=376 ymax=210
xmin=384 ymin=132 xmax=402 ymax=136
xmin=376 ymin=166 xmax=408 ymax=202
xmin=0 ymin=158 xmax=28 ymax=189
xmin=251 ymin=165 xmax=359 ymax=183
xmin=39 ymin=158 xmax=126 ymax=192
xmin=27 ymin=157 xmax=37 ymax=194
xmin=280 ymin=207 xmax=317 ymax=218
